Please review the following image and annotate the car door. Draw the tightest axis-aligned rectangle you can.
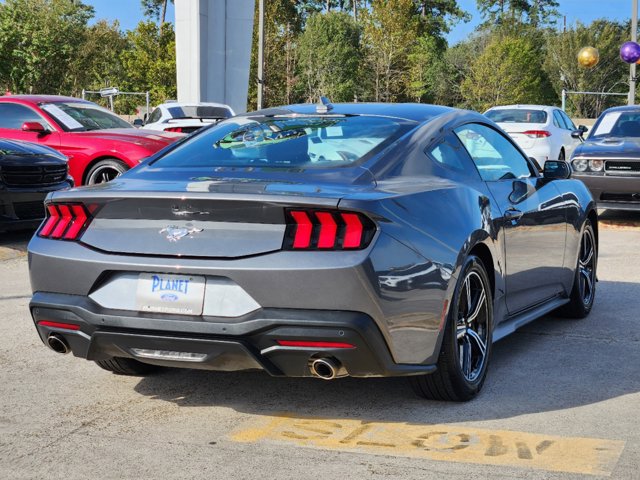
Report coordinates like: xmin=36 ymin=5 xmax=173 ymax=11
xmin=0 ymin=103 xmax=61 ymax=148
xmin=558 ymin=110 xmax=582 ymax=157
xmin=453 ymin=123 xmax=567 ymax=315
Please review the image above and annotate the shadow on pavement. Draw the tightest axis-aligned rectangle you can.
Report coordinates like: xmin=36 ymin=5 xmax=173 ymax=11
xmin=132 ymin=278 xmax=639 ymax=424
xmin=598 ymin=209 xmax=640 ymax=229
xmin=0 ymin=229 xmax=34 ymax=258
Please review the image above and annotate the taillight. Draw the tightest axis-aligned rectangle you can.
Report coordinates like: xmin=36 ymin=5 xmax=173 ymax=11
xmin=284 ymin=209 xmax=375 ymax=250
xmin=38 ymin=203 xmax=92 ymax=241
xmin=165 ymin=126 xmax=184 ymax=133
xmin=522 ymin=130 xmax=551 ymax=138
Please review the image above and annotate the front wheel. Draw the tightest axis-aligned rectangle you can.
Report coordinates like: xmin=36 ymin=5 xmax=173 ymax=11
xmin=410 ymin=255 xmax=493 ymax=402
xmin=85 ymin=158 xmax=128 ymax=185
xmin=557 ymin=219 xmax=597 ymax=319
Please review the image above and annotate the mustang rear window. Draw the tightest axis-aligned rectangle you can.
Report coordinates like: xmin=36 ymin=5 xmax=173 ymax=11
xmin=150 ymin=115 xmax=415 ymax=169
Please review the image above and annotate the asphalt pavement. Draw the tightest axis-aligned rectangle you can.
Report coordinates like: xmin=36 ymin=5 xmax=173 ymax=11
xmin=1 ymin=213 xmax=639 ymax=479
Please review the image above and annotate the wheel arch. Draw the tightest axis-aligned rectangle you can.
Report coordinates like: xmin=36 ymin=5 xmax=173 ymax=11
xmin=82 ymin=155 xmax=130 ymax=185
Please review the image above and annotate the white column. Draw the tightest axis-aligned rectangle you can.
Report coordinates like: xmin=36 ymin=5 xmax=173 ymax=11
xmin=175 ymin=0 xmax=255 ymax=113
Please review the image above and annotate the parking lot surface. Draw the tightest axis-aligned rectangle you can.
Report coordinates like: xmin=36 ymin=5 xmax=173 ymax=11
xmin=1 ymin=213 xmax=639 ymax=479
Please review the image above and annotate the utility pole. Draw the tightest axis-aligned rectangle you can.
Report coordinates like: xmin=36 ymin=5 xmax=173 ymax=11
xmin=631 ymin=0 xmax=638 ymax=105
xmin=257 ymin=0 xmax=265 ymax=110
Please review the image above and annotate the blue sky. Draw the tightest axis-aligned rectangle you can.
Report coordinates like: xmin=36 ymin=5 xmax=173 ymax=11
xmin=88 ymin=0 xmax=629 ymax=45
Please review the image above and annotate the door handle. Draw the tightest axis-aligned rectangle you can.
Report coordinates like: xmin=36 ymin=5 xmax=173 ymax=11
xmin=504 ymin=207 xmax=523 ymax=222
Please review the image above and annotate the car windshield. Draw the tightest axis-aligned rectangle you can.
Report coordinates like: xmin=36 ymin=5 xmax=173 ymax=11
xmin=590 ymin=110 xmax=640 ymax=138
xmin=151 ymin=115 xmax=415 ymax=169
xmin=40 ymin=102 xmax=133 ymax=132
xmin=485 ymin=109 xmax=547 ymax=124
xmin=167 ymin=105 xmax=232 ymax=120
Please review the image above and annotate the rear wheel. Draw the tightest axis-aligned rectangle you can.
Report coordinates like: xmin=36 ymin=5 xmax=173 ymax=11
xmin=95 ymin=357 xmax=160 ymax=376
xmin=557 ymin=219 xmax=597 ymax=319
xmin=410 ymin=256 xmax=493 ymax=401
xmin=85 ymin=158 xmax=128 ymax=185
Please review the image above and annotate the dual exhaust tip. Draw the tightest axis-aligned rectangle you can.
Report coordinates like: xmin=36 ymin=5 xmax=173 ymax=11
xmin=47 ymin=333 xmax=70 ymax=355
xmin=309 ymin=357 xmax=346 ymax=380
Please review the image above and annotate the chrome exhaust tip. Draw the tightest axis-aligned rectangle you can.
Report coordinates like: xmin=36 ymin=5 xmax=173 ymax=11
xmin=310 ymin=357 xmax=343 ymax=380
xmin=47 ymin=333 xmax=70 ymax=354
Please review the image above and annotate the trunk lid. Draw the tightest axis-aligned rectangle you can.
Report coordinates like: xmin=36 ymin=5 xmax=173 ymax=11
xmin=51 ymin=167 xmax=375 ymax=258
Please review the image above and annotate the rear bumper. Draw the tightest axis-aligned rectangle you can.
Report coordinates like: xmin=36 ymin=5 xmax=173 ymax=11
xmin=30 ymin=292 xmax=436 ymax=378
xmin=573 ymin=174 xmax=640 ymax=211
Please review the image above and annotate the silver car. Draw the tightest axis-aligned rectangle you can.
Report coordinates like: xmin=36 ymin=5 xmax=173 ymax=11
xmin=28 ymin=102 xmax=598 ymax=401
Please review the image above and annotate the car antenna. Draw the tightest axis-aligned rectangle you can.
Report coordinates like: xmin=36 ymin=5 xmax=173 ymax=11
xmin=316 ymin=96 xmax=333 ymax=114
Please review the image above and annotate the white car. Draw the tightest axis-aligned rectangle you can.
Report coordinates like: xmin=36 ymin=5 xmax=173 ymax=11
xmin=141 ymin=102 xmax=235 ymax=134
xmin=484 ymin=105 xmax=586 ymax=169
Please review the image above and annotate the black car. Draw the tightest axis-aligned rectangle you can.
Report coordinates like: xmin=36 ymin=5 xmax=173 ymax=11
xmin=0 ymin=138 xmax=72 ymax=230
xmin=570 ymin=105 xmax=640 ymax=210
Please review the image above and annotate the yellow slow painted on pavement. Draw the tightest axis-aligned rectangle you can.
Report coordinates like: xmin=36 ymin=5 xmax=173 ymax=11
xmin=232 ymin=415 xmax=625 ymax=476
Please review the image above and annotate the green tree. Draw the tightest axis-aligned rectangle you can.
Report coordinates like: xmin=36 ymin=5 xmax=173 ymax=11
xmin=362 ymin=0 xmax=419 ymax=102
xmin=477 ymin=0 xmax=559 ymax=27
xmin=120 ymin=21 xmax=176 ymax=112
xmin=406 ymin=35 xmax=446 ymax=103
xmin=543 ymin=20 xmax=629 ymax=118
xmin=0 ymin=0 xmax=94 ymax=94
xmin=461 ymin=34 xmax=556 ymax=111
xmin=141 ymin=0 xmax=173 ymax=24
xmin=70 ymin=20 xmax=128 ymax=96
xmin=296 ymin=12 xmax=362 ymax=102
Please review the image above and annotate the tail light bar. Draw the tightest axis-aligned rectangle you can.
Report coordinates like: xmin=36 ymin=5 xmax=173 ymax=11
xmin=284 ymin=209 xmax=375 ymax=250
xmin=38 ymin=203 xmax=92 ymax=241
xmin=522 ymin=130 xmax=551 ymax=138
xmin=165 ymin=126 xmax=184 ymax=133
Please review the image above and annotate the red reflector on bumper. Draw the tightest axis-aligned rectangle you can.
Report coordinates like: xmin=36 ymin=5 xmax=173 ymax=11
xmin=276 ymin=340 xmax=356 ymax=349
xmin=37 ymin=320 xmax=81 ymax=331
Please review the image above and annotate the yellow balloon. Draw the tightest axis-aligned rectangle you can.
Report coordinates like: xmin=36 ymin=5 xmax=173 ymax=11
xmin=578 ymin=47 xmax=599 ymax=68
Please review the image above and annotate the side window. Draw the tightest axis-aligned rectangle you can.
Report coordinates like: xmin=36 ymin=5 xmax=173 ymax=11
xmin=454 ymin=123 xmax=532 ymax=181
xmin=426 ymin=137 xmax=467 ymax=172
xmin=560 ymin=111 xmax=576 ymax=131
xmin=147 ymin=108 xmax=162 ymax=124
xmin=552 ymin=110 xmax=563 ymax=128
xmin=0 ymin=103 xmax=45 ymax=129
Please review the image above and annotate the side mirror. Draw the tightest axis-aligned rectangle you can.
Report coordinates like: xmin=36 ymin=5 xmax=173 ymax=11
xmin=544 ymin=160 xmax=571 ymax=180
xmin=571 ymin=130 xmax=582 ymax=139
xmin=132 ymin=118 xmax=144 ymax=127
xmin=21 ymin=121 xmax=47 ymax=133
xmin=578 ymin=125 xmax=588 ymax=134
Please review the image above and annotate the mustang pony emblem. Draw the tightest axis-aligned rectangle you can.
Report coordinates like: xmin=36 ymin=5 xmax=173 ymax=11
xmin=159 ymin=224 xmax=203 ymax=242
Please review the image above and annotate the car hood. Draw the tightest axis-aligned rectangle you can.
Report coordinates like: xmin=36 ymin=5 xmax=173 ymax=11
xmin=73 ymin=128 xmax=184 ymax=150
xmin=574 ymin=137 xmax=640 ymax=159
xmin=0 ymin=138 xmax=66 ymax=159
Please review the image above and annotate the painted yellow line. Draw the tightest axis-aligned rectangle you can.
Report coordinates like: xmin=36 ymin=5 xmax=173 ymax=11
xmin=232 ymin=415 xmax=625 ymax=476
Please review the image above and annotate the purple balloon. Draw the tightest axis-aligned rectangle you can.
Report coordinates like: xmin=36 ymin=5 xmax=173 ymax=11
xmin=620 ymin=41 xmax=640 ymax=63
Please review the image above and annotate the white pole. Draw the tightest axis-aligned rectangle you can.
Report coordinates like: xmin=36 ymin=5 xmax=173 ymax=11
xmin=630 ymin=0 xmax=638 ymax=105
xmin=257 ymin=0 xmax=265 ymax=110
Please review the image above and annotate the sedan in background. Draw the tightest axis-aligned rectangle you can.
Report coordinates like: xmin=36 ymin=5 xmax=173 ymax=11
xmin=485 ymin=105 xmax=586 ymax=168
xmin=28 ymin=102 xmax=597 ymax=402
xmin=0 ymin=95 xmax=183 ymax=185
xmin=142 ymin=102 xmax=234 ymax=134
xmin=0 ymin=138 xmax=72 ymax=231
xmin=570 ymin=105 xmax=640 ymax=211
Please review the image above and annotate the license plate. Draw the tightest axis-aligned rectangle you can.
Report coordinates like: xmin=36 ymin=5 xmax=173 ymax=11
xmin=136 ymin=273 xmax=205 ymax=315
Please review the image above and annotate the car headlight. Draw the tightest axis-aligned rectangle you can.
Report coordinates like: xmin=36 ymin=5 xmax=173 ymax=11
xmin=589 ymin=159 xmax=604 ymax=172
xmin=573 ymin=159 xmax=588 ymax=172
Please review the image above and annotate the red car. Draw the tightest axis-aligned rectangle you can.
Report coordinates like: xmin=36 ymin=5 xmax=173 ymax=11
xmin=0 ymin=95 xmax=184 ymax=185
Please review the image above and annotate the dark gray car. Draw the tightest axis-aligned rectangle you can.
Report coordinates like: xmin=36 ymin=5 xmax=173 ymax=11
xmin=28 ymin=102 xmax=598 ymax=401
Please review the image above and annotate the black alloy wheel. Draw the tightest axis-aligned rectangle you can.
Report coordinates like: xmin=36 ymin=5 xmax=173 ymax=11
xmin=410 ymin=255 xmax=493 ymax=401
xmin=558 ymin=219 xmax=597 ymax=319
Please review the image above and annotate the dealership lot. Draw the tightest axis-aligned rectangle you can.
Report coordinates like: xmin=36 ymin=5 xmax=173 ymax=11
xmin=1 ymin=214 xmax=639 ymax=479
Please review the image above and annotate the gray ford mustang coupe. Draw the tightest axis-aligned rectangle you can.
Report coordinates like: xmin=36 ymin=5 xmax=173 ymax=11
xmin=28 ymin=102 xmax=598 ymax=401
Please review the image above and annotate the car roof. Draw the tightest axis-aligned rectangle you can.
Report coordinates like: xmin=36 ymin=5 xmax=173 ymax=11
xmin=486 ymin=104 xmax=557 ymax=111
xmin=158 ymin=102 xmax=232 ymax=109
xmin=600 ymin=105 xmax=640 ymax=114
xmin=0 ymin=94 xmax=91 ymax=105
xmin=246 ymin=102 xmax=455 ymax=123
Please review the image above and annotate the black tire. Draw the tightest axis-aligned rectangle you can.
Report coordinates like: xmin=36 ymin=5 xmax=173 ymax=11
xmin=95 ymin=357 xmax=160 ymax=376
xmin=557 ymin=219 xmax=597 ymax=319
xmin=409 ymin=255 xmax=493 ymax=402
xmin=85 ymin=158 xmax=128 ymax=185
